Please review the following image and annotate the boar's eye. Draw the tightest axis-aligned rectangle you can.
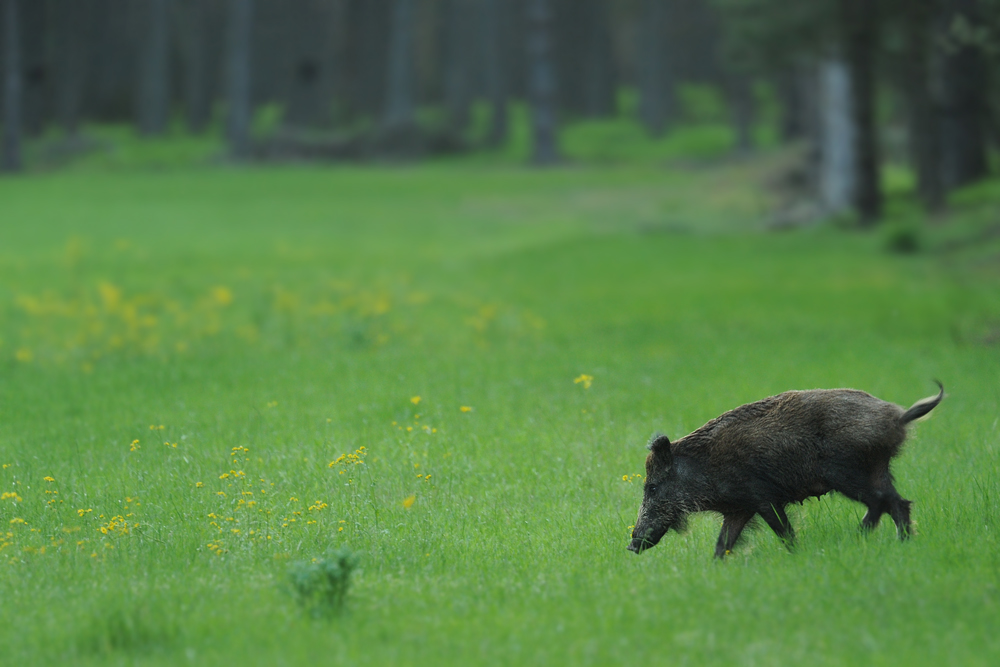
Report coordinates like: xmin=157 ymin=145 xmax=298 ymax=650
xmin=646 ymin=484 xmax=658 ymax=496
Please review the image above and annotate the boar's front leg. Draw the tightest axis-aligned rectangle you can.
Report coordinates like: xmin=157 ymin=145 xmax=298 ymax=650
xmin=759 ymin=504 xmax=795 ymax=550
xmin=714 ymin=512 xmax=754 ymax=559
xmin=859 ymin=475 xmax=913 ymax=540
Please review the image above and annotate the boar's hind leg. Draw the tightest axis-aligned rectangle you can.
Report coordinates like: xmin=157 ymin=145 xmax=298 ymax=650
xmin=714 ymin=512 xmax=753 ymax=559
xmin=759 ymin=504 xmax=795 ymax=550
xmin=888 ymin=494 xmax=913 ymax=540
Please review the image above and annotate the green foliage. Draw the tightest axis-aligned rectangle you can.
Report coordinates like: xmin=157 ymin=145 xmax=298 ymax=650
xmin=677 ymin=84 xmax=729 ymax=124
xmin=251 ymin=103 xmax=287 ymax=139
xmin=710 ymin=0 xmax=837 ymax=73
xmin=287 ymin=549 xmax=358 ymax=617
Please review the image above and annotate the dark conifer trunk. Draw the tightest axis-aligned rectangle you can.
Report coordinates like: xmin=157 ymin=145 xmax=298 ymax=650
xmin=137 ymin=0 xmax=171 ymax=136
xmin=227 ymin=0 xmax=254 ymax=159
xmin=484 ymin=0 xmax=509 ymax=147
xmin=727 ymin=75 xmax=755 ymax=154
xmin=639 ymin=0 xmax=670 ymax=137
xmin=583 ymin=0 xmax=615 ymax=118
xmin=53 ymin=0 xmax=90 ymax=137
xmin=383 ymin=0 xmax=416 ymax=132
xmin=443 ymin=0 xmax=473 ymax=133
xmin=1 ymin=0 xmax=22 ymax=172
xmin=777 ymin=70 xmax=805 ymax=142
xmin=348 ymin=0 xmax=390 ymax=119
xmin=180 ymin=0 xmax=211 ymax=134
xmin=327 ymin=0 xmax=350 ymax=125
xmin=939 ymin=0 xmax=988 ymax=189
xmin=280 ymin=1 xmax=339 ymax=129
xmin=841 ymin=0 xmax=882 ymax=225
xmin=19 ymin=0 xmax=46 ymax=136
xmin=82 ymin=0 xmax=140 ymax=124
xmin=902 ymin=0 xmax=944 ymax=212
xmin=527 ymin=0 xmax=559 ymax=164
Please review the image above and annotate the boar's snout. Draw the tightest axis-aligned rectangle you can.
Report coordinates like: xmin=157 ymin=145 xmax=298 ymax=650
xmin=627 ymin=527 xmax=662 ymax=554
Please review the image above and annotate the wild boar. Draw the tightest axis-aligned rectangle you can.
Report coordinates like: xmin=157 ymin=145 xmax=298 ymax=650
xmin=628 ymin=383 xmax=943 ymax=558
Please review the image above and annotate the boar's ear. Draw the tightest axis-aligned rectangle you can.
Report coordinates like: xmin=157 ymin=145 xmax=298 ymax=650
xmin=647 ymin=433 xmax=673 ymax=466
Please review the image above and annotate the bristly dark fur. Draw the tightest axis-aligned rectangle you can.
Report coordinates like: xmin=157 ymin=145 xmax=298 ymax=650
xmin=646 ymin=433 xmax=670 ymax=451
xmin=628 ymin=383 xmax=944 ymax=559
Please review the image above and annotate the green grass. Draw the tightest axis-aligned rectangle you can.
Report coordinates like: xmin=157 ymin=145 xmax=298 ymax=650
xmin=1 ymin=139 xmax=999 ymax=666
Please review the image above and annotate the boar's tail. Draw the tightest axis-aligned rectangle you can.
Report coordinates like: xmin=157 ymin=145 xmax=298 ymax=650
xmin=900 ymin=381 xmax=944 ymax=424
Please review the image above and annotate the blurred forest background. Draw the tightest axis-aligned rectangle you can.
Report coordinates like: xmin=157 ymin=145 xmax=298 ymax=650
xmin=1 ymin=0 xmax=999 ymax=224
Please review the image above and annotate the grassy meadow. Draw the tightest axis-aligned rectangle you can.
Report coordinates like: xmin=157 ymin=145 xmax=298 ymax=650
xmin=1 ymin=129 xmax=999 ymax=665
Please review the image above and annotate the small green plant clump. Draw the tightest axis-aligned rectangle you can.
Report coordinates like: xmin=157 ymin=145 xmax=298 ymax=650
xmin=883 ymin=218 xmax=924 ymax=253
xmin=287 ymin=549 xmax=358 ymax=617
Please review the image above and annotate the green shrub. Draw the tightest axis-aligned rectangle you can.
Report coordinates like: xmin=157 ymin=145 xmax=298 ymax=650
xmin=287 ymin=549 xmax=358 ymax=617
xmin=883 ymin=218 xmax=924 ymax=253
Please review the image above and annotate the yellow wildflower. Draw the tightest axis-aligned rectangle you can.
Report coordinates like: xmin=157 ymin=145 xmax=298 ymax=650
xmin=460 ymin=406 xmax=473 ymax=412
xmin=402 ymin=495 xmax=416 ymax=509
xmin=410 ymin=396 xmax=421 ymax=405
xmin=574 ymin=374 xmax=594 ymax=389
xmin=212 ymin=286 xmax=234 ymax=306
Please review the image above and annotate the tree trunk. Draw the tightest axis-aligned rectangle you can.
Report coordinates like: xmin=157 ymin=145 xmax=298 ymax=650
xmin=1 ymin=0 xmax=22 ymax=172
xmin=443 ymin=0 xmax=473 ymax=133
xmin=527 ymin=0 xmax=559 ymax=165
xmin=227 ymin=0 xmax=254 ymax=159
xmin=82 ymin=0 xmax=141 ymax=124
xmin=583 ymin=0 xmax=615 ymax=118
xmin=939 ymin=0 xmax=988 ymax=189
xmin=53 ymin=0 xmax=90 ymax=137
xmin=282 ymin=0 xmax=339 ymax=129
xmin=841 ymin=0 xmax=882 ymax=225
xmin=137 ymin=0 xmax=171 ymax=136
xmin=818 ymin=57 xmax=855 ymax=214
xmin=346 ymin=0 xmax=390 ymax=119
xmin=383 ymin=0 xmax=416 ymax=132
xmin=727 ymin=75 xmax=754 ymax=155
xmin=18 ymin=0 xmax=46 ymax=136
xmin=484 ymin=0 xmax=508 ymax=147
xmin=776 ymin=69 xmax=805 ymax=142
xmin=327 ymin=0 xmax=350 ymax=125
xmin=639 ymin=0 xmax=671 ymax=137
xmin=902 ymin=0 xmax=945 ymax=212
xmin=799 ymin=64 xmax=822 ymax=197
xmin=179 ymin=0 xmax=211 ymax=134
